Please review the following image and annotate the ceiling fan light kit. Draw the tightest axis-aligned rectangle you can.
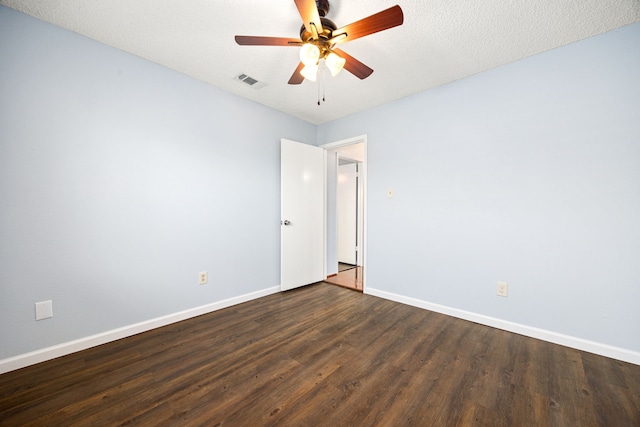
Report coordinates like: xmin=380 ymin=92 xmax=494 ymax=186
xmin=299 ymin=44 xmax=344 ymax=80
xmin=235 ymin=0 xmax=404 ymax=88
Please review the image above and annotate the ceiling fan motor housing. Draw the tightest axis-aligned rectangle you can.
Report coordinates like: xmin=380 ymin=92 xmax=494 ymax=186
xmin=300 ymin=17 xmax=337 ymax=42
xmin=299 ymin=0 xmax=335 ymax=43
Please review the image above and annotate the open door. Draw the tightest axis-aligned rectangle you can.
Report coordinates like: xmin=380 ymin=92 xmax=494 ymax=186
xmin=281 ymin=139 xmax=324 ymax=291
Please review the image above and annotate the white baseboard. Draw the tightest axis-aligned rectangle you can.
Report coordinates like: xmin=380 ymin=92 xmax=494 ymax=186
xmin=0 ymin=286 xmax=281 ymax=375
xmin=365 ymin=287 xmax=640 ymax=366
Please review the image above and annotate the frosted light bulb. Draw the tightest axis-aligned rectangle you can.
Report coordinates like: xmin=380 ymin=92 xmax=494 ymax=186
xmin=300 ymin=64 xmax=319 ymax=81
xmin=299 ymin=44 xmax=320 ymax=66
xmin=325 ymin=52 xmax=346 ymax=77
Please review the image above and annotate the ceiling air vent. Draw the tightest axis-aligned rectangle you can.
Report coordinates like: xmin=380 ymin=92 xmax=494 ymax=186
xmin=234 ymin=73 xmax=267 ymax=90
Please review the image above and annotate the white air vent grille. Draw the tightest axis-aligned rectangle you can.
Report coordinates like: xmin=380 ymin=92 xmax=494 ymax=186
xmin=234 ymin=74 xmax=267 ymax=90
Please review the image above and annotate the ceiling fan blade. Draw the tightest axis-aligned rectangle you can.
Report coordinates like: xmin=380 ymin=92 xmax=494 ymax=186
xmin=235 ymin=36 xmax=302 ymax=46
xmin=294 ymin=0 xmax=324 ymax=35
xmin=332 ymin=5 xmax=404 ymax=44
xmin=333 ymin=48 xmax=373 ymax=80
xmin=288 ymin=62 xmax=305 ymax=85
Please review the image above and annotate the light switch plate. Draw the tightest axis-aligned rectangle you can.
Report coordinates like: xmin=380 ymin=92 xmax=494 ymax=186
xmin=387 ymin=187 xmax=394 ymax=198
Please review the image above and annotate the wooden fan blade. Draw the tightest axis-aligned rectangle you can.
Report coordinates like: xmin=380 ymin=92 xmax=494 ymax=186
xmin=235 ymin=36 xmax=302 ymax=46
xmin=294 ymin=0 xmax=323 ymax=35
xmin=288 ymin=62 xmax=305 ymax=85
xmin=332 ymin=5 xmax=403 ymax=44
xmin=333 ymin=48 xmax=373 ymax=80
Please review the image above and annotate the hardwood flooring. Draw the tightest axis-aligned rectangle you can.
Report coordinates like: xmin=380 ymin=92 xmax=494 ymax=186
xmin=1 ymin=283 xmax=639 ymax=426
xmin=325 ymin=266 xmax=363 ymax=292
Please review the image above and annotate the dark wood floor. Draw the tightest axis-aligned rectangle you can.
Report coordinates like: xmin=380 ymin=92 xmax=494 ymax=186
xmin=1 ymin=283 xmax=639 ymax=426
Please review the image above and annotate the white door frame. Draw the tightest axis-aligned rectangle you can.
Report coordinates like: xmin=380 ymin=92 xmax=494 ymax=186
xmin=320 ymin=134 xmax=368 ymax=292
xmin=337 ymin=161 xmax=358 ymax=265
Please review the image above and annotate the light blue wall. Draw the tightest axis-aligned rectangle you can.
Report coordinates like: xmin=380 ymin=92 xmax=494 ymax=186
xmin=318 ymin=23 xmax=640 ymax=353
xmin=0 ymin=7 xmax=315 ymax=359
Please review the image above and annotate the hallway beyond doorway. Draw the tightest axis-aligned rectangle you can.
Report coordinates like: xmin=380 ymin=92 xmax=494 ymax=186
xmin=338 ymin=262 xmax=356 ymax=272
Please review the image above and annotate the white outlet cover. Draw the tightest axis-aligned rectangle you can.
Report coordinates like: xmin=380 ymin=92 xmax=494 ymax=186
xmin=35 ymin=300 xmax=53 ymax=320
xmin=497 ymin=282 xmax=508 ymax=297
xmin=199 ymin=271 xmax=208 ymax=285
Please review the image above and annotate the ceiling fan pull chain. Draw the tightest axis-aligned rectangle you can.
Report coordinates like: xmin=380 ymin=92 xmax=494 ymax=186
xmin=316 ymin=65 xmax=325 ymax=106
xmin=322 ymin=66 xmax=326 ymax=103
xmin=317 ymin=65 xmax=324 ymax=106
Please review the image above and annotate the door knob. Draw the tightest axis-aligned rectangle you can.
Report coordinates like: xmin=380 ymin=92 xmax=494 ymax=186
xmin=282 ymin=220 xmax=291 ymax=226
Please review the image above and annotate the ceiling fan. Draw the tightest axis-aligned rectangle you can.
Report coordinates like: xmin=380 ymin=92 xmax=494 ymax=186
xmin=235 ymin=0 xmax=404 ymax=84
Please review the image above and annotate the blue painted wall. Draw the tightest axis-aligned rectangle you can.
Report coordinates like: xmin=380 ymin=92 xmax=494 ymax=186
xmin=0 ymin=6 xmax=315 ymax=359
xmin=318 ymin=23 xmax=640 ymax=353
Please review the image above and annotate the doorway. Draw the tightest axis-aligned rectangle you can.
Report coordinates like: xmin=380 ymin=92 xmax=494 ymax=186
xmin=321 ymin=136 xmax=366 ymax=292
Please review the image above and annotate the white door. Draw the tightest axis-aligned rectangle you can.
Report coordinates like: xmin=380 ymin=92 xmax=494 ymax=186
xmin=281 ymin=139 xmax=324 ymax=291
xmin=337 ymin=162 xmax=357 ymax=265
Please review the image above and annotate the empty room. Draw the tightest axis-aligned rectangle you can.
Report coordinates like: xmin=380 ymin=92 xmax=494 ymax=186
xmin=1 ymin=1 xmax=639 ymax=425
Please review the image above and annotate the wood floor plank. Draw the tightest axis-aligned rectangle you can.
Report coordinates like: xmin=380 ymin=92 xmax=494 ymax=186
xmin=262 ymin=300 xmax=416 ymax=426
xmin=314 ymin=309 xmax=427 ymax=424
xmin=28 ymin=372 xmax=156 ymax=427
xmin=246 ymin=342 xmax=360 ymax=426
xmin=581 ymin=351 xmax=640 ymax=426
xmin=168 ymin=357 xmax=303 ymax=425
xmin=456 ymin=403 xmax=509 ymax=427
xmin=0 ymin=349 xmax=144 ymax=422
xmin=1 ymin=283 xmax=638 ymax=426
xmin=465 ymin=329 xmax=516 ymax=414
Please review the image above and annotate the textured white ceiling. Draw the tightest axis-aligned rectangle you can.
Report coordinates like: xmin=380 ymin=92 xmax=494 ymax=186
xmin=2 ymin=0 xmax=639 ymax=124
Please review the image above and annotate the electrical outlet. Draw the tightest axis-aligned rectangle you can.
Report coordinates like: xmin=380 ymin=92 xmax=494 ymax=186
xmin=497 ymin=282 xmax=508 ymax=297
xmin=199 ymin=271 xmax=208 ymax=285
xmin=35 ymin=300 xmax=53 ymax=320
